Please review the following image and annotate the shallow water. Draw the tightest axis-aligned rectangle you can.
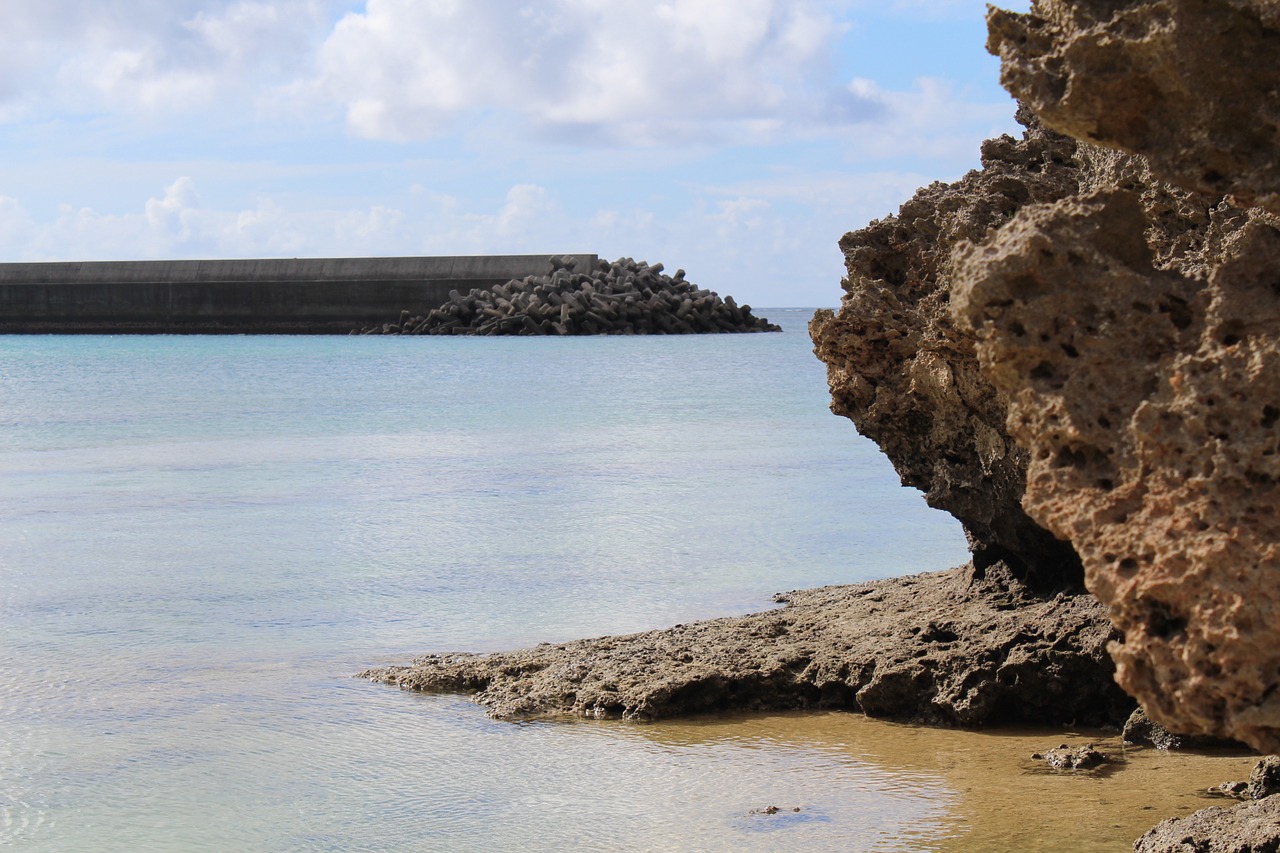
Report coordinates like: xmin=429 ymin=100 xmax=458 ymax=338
xmin=0 ymin=311 xmax=1246 ymax=851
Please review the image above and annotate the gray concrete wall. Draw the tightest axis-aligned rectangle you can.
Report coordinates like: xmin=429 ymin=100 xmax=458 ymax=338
xmin=0 ymin=254 xmax=598 ymax=333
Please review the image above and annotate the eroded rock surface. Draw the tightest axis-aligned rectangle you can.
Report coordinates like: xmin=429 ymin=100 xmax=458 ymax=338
xmin=363 ymin=565 xmax=1131 ymax=726
xmin=810 ymin=110 xmax=1087 ymax=591
xmin=948 ymin=0 xmax=1280 ymax=755
xmin=988 ymin=0 xmax=1280 ymax=214
xmin=1124 ymin=706 xmax=1246 ymax=752
xmin=952 ymin=188 xmax=1280 ymax=752
xmin=1035 ymin=743 xmax=1111 ymax=771
xmin=1135 ymin=796 xmax=1280 ymax=853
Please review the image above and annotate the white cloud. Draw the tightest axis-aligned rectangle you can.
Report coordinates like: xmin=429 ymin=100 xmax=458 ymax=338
xmin=0 ymin=176 xmax=575 ymax=263
xmin=837 ymin=76 xmax=1015 ymax=160
xmin=0 ymin=0 xmax=1013 ymax=157
xmin=144 ymin=176 xmax=201 ymax=240
xmin=312 ymin=0 xmax=883 ymax=144
xmin=0 ymin=1 xmax=332 ymax=118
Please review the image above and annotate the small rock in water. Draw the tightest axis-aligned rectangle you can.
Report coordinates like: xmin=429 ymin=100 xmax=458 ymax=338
xmin=1038 ymin=744 xmax=1109 ymax=770
xmin=1248 ymin=756 xmax=1280 ymax=800
xmin=1210 ymin=780 xmax=1250 ymax=798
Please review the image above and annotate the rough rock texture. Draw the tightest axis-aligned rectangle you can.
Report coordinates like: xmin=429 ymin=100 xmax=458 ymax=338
xmin=810 ymin=109 xmax=1088 ymax=591
xmin=954 ymin=191 xmax=1280 ymax=753
xmin=1250 ymin=757 xmax=1280 ymax=801
xmin=1209 ymin=758 xmax=1280 ymax=802
xmin=951 ymin=0 xmax=1280 ymax=754
xmin=987 ymin=0 xmax=1280 ymax=215
xmin=363 ymin=564 xmax=1132 ymax=726
xmin=355 ymin=256 xmax=779 ymax=336
xmin=1035 ymin=743 xmax=1110 ymax=770
xmin=808 ymin=106 xmax=1226 ymax=594
xmin=1134 ymin=796 xmax=1280 ymax=853
xmin=1124 ymin=706 xmax=1246 ymax=751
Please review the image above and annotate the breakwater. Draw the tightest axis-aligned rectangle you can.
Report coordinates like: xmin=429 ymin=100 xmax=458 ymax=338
xmin=356 ymin=256 xmax=780 ymax=335
xmin=0 ymin=254 xmax=596 ymax=333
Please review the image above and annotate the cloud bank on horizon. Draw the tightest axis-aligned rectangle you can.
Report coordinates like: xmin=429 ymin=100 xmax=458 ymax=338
xmin=0 ymin=0 xmax=1027 ymax=306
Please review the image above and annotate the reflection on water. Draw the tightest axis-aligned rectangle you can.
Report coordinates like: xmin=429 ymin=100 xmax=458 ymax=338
xmin=7 ymin=680 xmax=1254 ymax=852
xmin=0 ymin=319 xmax=1253 ymax=850
xmin=629 ymin=712 xmax=1257 ymax=852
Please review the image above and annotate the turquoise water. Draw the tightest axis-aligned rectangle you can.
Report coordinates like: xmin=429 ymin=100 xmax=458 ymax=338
xmin=0 ymin=310 xmax=971 ymax=851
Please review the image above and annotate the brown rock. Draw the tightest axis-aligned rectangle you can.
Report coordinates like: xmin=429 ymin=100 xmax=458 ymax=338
xmin=1134 ymin=795 xmax=1280 ymax=852
xmin=952 ymin=184 xmax=1280 ymax=753
xmin=987 ymin=0 xmax=1280 ymax=214
xmin=362 ymin=564 xmax=1132 ymax=727
xmin=1249 ymin=756 xmax=1280 ymax=800
xmin=1039 ymin=744 xmax=1110 ymax=770
xmin=1124 ymin=706 xmax=1246 ymax=751
xmin=810 ymin=110 xmax=1087 ymax=591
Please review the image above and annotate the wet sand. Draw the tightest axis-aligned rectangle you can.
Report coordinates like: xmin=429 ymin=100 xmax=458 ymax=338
xmin=621 ymin=710 xmax=1257 ymax=851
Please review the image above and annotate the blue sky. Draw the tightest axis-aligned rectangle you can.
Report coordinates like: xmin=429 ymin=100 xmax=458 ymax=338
xmin=0 ymin=0 xmax=1029 ymax=307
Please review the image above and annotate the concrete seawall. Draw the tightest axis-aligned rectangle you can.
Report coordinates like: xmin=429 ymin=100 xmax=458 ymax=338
xmin=0 ymin=255 xmax=597 ymax=333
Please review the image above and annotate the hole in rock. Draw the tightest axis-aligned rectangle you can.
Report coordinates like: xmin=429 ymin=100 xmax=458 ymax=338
xmin=1263 ymin=405 xmax=1279 ymax=429
xmin=1061 ymin=343 xmax=1080 ymax=358
xmin=1145 ymin=601 xmax=1187 ymax=640
xmin=1010 ymin=274 xmax=1041 ymax=300
xmin=1030 ymin=362 xmax=1057 ymax=382
xmin=1158 ymin=296 xmax=1194 ymax=331
xmin=1118 ymin=558 xmax=1139 ymax=576
xmin=1053 ymin=443 xmax=1111 ymax=475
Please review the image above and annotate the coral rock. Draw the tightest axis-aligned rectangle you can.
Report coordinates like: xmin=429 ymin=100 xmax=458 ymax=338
xmin=811 ymin=111 xmax=1087 ymax=591
xmin=363 ymin=565 xmax=1131 ymax=727
xmin=1135 ymin=795 xmax=1280 ymax=852
xmin=953 ymin=186 xmax=1280 ymax=753
xmin=987 ymin=0 xmax=1280 ymax=214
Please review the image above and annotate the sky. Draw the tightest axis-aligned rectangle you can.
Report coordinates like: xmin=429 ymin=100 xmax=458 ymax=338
xmin=0 ymin=0 xmax=1031 ymax=307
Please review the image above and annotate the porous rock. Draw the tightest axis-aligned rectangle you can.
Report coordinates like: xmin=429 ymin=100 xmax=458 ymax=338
xmin=1249 ymin=756 xmax=1280 ymax=801
xmin=810 ymin=108 xmax=1087 ymax=591
xmin=953 ymin=0 xmax=1280 ymax=754
xmin=987 ymin=0 xmax=1280 ymax=214
xmin=1134 ymin=796 xmax=1280 ymax=853
xmin=953 ymin=185 xmax=1280 ymax=753
xmin=1037 ymin=744 xmax=1110 ymax=771
xmin=1124 ymin=706 xmax=1245 ymax=752
xmin=363 ymin=564 xmax=1132 ymax=726
xmin=808 ymin=105 xmax=1222 ymax=595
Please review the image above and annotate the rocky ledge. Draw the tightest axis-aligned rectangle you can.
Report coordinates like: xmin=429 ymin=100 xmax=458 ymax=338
xmin=354 ymin=256 xmax=780 ymax=336
xmin=1137 ymin=794 xmax=1280 ymax=853
xmin=362 ymin=563 xmax=1131 ymax=727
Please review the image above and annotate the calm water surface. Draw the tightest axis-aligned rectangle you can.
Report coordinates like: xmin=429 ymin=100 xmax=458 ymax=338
xmin=0 ymin=311 xmax=1241 ymax=851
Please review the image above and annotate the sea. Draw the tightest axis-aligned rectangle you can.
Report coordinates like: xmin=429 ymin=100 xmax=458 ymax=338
xmin=0 ymin=309 xmax=1253 ymax=852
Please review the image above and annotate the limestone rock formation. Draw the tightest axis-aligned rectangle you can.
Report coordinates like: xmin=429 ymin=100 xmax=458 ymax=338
xmin=947 ymin=0 xmax=1280 ymax=755
xmin=952 ymin=188 xmax=1280 ymax=752
xmin=987 ymin=0 xmax=1280 ymax=214
xmin=810 ymin=109 xmax=1087 ymax=591
xmin=364 ymin=565 xmax=1132 ymax=727
xmin=1135 ymin=796 xmax=1280 ymax=853
xmin=1123 ymin=706 xmax=1245 ymax=751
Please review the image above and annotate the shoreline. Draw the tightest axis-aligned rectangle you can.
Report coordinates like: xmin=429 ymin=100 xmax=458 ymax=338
xmin=363 ymin=564 xmax=1272 ymax=848
xmin=362 ymin=563 xmax=1132 ymax=727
